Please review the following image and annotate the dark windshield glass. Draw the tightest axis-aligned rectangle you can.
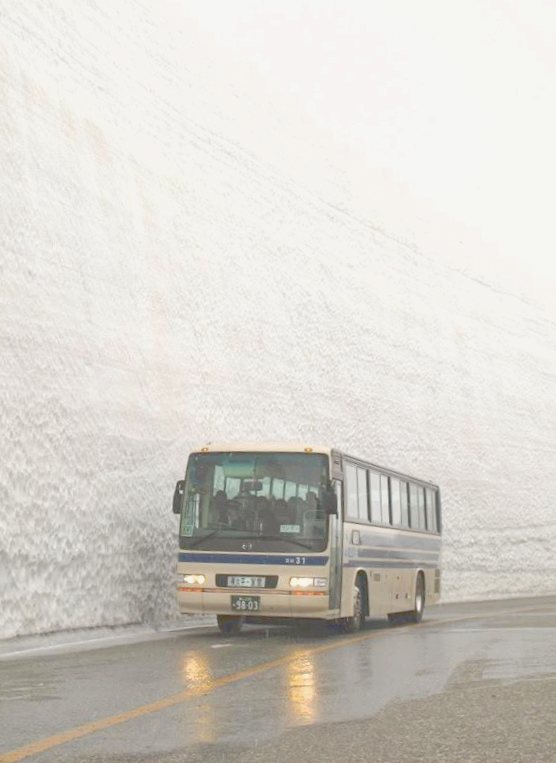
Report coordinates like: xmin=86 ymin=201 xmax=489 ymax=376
xmin=179 ymin=452 xmax=330 ymax=552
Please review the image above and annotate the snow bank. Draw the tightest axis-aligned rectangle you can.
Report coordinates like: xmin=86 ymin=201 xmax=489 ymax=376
xmin=1 ymin=1 xmax=555 ymax=639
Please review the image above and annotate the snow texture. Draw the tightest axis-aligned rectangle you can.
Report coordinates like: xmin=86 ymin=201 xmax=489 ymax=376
xmin=1 ymin=2 xmax=555 ymax=640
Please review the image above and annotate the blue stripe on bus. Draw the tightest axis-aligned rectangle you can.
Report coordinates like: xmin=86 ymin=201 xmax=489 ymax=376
xmin=356 ymin=549 xmax=440 ymax=562
xmin=178 ymin=552 xmax=329 ymax=566
xmin=346 ymin=560 xmax=439 ymax=570
xmin=357 ymin=532 xmax=441 ymax=550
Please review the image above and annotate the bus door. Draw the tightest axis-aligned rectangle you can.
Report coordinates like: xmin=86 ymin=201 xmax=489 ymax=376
xmin=328 ymin=479 xmax=344 ymax=612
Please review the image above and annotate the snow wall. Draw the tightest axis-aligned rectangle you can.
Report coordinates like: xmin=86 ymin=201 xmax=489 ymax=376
xmin=1 ymin=1 xmax=555 ymax=640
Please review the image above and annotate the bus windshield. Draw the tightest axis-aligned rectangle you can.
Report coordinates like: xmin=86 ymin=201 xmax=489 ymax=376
xmin=179 ymin=451 xmax=330 ymax=552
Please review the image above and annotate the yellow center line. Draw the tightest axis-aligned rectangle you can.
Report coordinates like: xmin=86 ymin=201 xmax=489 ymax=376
xmin=0 ymin=603 xmax=544 ymax=763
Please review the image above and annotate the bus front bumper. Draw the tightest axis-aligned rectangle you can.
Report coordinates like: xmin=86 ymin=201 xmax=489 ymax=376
xmin=177 ymin=588 xmax=330 ymax=618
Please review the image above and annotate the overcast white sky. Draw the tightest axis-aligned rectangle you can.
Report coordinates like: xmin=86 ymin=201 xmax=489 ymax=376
xmin=182 ymin=0 xmax=556 ymax=307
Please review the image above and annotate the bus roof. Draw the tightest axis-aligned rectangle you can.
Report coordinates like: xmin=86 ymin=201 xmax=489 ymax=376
xmin=193 ymin=442 xmax=333 ymax=456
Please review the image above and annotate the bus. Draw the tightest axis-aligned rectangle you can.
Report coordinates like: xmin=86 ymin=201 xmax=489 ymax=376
xmin=172 ymin=443 xmax=441 ymax=635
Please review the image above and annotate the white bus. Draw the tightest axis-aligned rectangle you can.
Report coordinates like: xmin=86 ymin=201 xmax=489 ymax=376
xmin=173 ymin=444 xmax=441 ymax=635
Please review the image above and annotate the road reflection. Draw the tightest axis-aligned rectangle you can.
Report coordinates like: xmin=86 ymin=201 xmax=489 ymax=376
xmin=181 ymin=651 xmax=213 ymax=688
xmin=180 ymin=651 xmax=216 ymax=743
xmin=286 ymin=650 xmax=317 ymax=724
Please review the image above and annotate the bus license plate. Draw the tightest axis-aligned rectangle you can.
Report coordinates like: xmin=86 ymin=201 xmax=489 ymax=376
xmin=231 ymin=595 xmax=260 ymax=612
xmin=227 ymin=576 xmax=265 ymax=588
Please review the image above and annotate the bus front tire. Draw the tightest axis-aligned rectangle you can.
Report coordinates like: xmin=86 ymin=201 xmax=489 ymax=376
xmin=341 ymin=579 xmax=365 ymax=634
xmin=217 ymin=615 xmax=243 ymax=636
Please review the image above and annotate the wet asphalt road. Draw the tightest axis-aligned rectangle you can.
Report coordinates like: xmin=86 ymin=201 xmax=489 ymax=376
xmin=1 ymin=596 xmax=555 ymax=763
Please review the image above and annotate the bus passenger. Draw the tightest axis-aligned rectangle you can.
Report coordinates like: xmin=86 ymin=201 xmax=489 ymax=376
xmin=208 ymin=490 xmax=228 ymax=527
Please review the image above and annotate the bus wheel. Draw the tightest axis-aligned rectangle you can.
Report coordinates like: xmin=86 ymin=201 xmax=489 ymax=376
xmin=341 ymin=579 xmax=365 ymax=634
xmin=407 ymin=573 xmax=425 ymax=624
xmin=217 ymin=615 xmax=243 ymax=636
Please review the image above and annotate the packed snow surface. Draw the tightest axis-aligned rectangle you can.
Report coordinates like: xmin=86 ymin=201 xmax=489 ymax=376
xmin=1 ymin=2 xmax=555 ymax=640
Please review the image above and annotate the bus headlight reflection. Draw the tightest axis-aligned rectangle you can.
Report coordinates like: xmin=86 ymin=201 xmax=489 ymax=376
xmin=180 ymin=574 xmax=206 ymax=585
xmin=290 ymin=577 xmax=327 ymax=588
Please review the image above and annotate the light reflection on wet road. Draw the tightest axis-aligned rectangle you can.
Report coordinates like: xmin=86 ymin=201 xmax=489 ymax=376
xmin=285 ymin=651 xmax=317 ymax=724
xmin=0 ymin=597 xmax=555 ymax=763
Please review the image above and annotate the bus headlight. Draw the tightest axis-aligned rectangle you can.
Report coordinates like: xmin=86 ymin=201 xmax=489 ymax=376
xmin=290 ymin=577 xmax=328 ymax=588
xmin=179 ymin=574 xmax=206 ymax=586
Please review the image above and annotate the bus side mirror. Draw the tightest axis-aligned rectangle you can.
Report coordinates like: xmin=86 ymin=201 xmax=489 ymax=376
xmin=173 ymin=480 xmax=185 ymax=514
xmin=322 ymin=489 xmax=337 ymax=516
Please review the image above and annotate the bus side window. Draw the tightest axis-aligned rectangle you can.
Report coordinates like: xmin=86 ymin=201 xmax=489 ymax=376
xmin=417 ymin=487 xmax=426 ymax=529
xmin=297 ymin=484 xmax=309 ymax=500
xmin=390 ymin=477 xmax=401 ymax=525
xmin=345 ymin=463 xmax=370 ymax=523
xmin=284 ymin=481 xmax=297 ymax=501
xmin=426 ymin=488 xmax=437 ymax=532
xmin=225 ymin=477 xmax=241 ymax=499
xmin=380 ymin=474 xmax=390 ymax=524
xmin=400 ymin=481 xmax=409 ymax=527
xmin=345 ymin=463 xmax=359 ymax=520
xmin=258 ymin=477 xmax=272 ymax=499
xmin=409 ymin=483 xmax=419 ymax=528
xmin=271 ymin=479 xmax=284 ymax=499
xmin=357 ymin=467 xmax=369 ymax=522
xmin=369 ymin=471 xmax=381 ymax=523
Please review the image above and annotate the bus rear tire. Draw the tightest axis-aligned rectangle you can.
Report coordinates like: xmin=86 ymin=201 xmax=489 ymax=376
xmin=341 ymin=578 xmax=365 ymax=634
xmin=217 ymin=615 xmax=243 ymax=636
xmin=407 ymin=573 xmax=425 ymax=624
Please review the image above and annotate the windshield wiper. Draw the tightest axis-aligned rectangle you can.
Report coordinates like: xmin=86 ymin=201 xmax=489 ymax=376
xmin=188 ymin=531 xmax=321 ymax=552
xmin=188 ymin=529 xmax=225 ymax=548
xmin=233 ymin=534 xmax=317 ymax=551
